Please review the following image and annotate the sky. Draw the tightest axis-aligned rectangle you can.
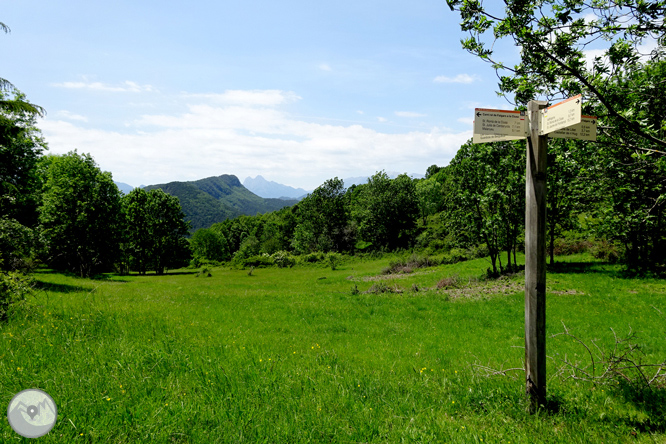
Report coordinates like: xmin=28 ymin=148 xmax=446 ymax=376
xmin=3 ymin=0 xmax=525 ymax=190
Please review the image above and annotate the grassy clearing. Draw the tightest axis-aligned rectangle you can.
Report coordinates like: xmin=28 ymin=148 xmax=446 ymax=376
xmin=1 ymin=253 xmax=665 ymax=442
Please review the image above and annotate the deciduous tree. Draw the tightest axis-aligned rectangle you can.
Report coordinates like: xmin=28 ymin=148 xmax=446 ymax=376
xmin=39 ymin=152 xmax=122 ymax=277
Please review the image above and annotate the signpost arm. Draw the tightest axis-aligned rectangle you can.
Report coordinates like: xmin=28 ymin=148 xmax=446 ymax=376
xmin=525 ymin=100 xmax=548 ymax=412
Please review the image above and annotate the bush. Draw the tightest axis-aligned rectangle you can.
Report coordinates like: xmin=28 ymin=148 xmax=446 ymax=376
xmin=436 ymin=274 xmax=460 ymax=289
xmin=0 ymin=272 xmax=32 ymax=321
xmin=240 ymin=254 xmax=274 ymax=268
xmin=328 ymin=253 xmax=342 ymax=270
xmin=299 ymin=252 xmax=326 ymax=264
xmin=589 ymin=239 xmax=621 ymax=263
xmin=382 ymin=253 xmax=438 ymax=275
xmin=551 ymin=237 xmax=592 ymax=256
xmin=271 ymin=251 xmax=296 ymax=268
xmin=0 ymin=218 xmax=39 ymax=272
xmin=363 ymin=282 xmax=403 ymax=294
xmin=441 ymin=248 xmax=469 ymax=265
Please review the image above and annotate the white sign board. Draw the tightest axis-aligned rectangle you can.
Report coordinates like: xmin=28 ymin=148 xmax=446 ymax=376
xmin=473 ymin=109 xmax=527 ymax=144
xmin=550 ymin=115 xmax=597 ymax=141
xmin=539 ymin=95 xmax=582 ymax=135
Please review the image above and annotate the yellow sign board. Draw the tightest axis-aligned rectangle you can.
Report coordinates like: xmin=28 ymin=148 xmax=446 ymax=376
xmin=472 ymin=108 xmax=527 ymax=144
xmin=539 ymin=95 xmax=582 ymax=135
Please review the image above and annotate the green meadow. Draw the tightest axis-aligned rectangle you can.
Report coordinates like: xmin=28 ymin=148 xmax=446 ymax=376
xmin=1 ymin=254 xmax=665 ymax=443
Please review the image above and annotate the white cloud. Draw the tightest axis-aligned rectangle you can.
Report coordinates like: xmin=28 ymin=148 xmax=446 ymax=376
xmin=318 ymin=63 xmax=332 ymax=71
xmin=55 ymin=110 xmax=88 ymax=122
xmin=38 ymin=90 xmax=470 ymax=190
xmin=377 ymin=117 xmax=387 ymax=122
xmin=395 ymin=111 xmax=427 ymax=118
xmin=433 ymin=74 xmax=478 ymax=84
xmin=184 ymin=90 xmax=301 ymax=107
xmin=457 ymin=117 xmax=474 ymax=126
xmin=53 ymin=80 xmax=156 ymax=93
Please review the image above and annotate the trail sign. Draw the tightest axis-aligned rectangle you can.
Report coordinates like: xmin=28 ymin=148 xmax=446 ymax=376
xmin=473 ymin=109 xmax=527 ymax=143
xmin=465 ymin=95 xmax=598 ymax=413
xmin=539 ymin=94 xmax=582 ymax=135
xmin=550 ymin=115 xmax=597 ymax=141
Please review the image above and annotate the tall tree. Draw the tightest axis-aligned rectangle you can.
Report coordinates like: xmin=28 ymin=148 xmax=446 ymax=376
xmin=292 ymin=177 xmax=349 ymax=253
xmin=415 ymin=178 xmax=443 ymax=225
xmin=447 ymin=1 xmax=666 ymax=270
xmin=146 ymin=189 xmax=190 ymax=274
xmin=190 ymin=227 xmax=230 ymax=263
xmin=39 ymin=152 xmax=122 ymax=277
xmin=122 ymin=188 xmax=152 ymax=274
xmin=443 ymin=140 xmax=525 ymax=275
xmin=351 ymin=172 xmax=419 ymax=251
xmin=0 ymin=90 xmax=47 ymax=227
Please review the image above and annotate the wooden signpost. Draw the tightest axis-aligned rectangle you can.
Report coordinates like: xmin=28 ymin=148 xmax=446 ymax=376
xmin=472 ymin=95 xmax=595 ymax=411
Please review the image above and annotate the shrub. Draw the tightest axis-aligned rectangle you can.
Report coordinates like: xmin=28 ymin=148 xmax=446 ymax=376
xmin=441 ymin=248 xmax=469 ymax=265
xmin=240 ymin=255 xmax=274 ymax=268
xmin=300 ymin=252 xmax=326 ymax=264
xmin=382 ymin=253 xmax=438 ymax=275
xmin=0 ymin=218 xmax=39 ymax=272
xmin=0 ymin=272 xmax=32 ymax=321
xmin=551 ymin=238 xmax=592 ymax=256
xmin=271 ymin=251 xmax=296 ymax=268
xmin=587 ymin=239 xmax=621 ymax=263
xmin=328 ymin=253 xmax=342 ymax=270
xmin=436 ymin=274 xmax=460 ymax=290
xmin=363 ymin=282 xmax=403 ymax=294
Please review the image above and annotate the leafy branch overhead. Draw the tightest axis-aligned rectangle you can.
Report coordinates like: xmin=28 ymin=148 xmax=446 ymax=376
xmin=1 ymin=21 xmax=45 ymax=117
xmin=446 ymin=0 xmax=666 ymax=149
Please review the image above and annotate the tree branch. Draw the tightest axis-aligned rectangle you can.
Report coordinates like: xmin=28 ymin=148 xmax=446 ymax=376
xmin=531 ymin=41 xmax=666 ymax=149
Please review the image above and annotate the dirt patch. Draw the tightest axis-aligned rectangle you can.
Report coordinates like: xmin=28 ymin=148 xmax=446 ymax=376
xmin=549 ymin=289 xmax=586 ymax=296
xmin=347 ymin=269 xmax=437 ymax=283
xmin=442 ymin=278 xmax=523 ymax=300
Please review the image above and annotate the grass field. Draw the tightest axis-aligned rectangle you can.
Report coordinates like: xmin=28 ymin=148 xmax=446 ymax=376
xmin=1 ymin=253 xmax=665 ymax=443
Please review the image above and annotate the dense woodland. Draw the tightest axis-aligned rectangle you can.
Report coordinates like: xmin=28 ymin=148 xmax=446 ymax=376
xmin=2 ymin=2 xmax=666 ymax=317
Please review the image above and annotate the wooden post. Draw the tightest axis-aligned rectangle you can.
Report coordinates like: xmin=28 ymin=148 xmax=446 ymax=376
xmin=525 ymin=100 xmax=548 ymax=412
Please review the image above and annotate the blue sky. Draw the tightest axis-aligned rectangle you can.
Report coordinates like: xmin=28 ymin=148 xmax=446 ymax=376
xmin=3 ymin=0 xmax=523 ymax=190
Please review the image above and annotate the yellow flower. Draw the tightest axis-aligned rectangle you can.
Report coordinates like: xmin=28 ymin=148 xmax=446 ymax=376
xmin=106 ymin=398 xmax=111 ymax=401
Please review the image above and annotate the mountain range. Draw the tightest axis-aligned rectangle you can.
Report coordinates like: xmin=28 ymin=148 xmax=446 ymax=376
xmin=242 ymin=172 xmax=425 ymax=199
xmin=243 ymin=175 xmax=310 ymax=199
xmin=142 ymin=175 xmax=298 ymax=231
xmin=115 ymin=171 xmax=424 ymax=231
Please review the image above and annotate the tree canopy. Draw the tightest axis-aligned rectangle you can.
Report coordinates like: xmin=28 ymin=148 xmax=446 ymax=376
xmin=446 ymin=0 xmax=666 ymax=150
xmin=39 ymin=152 xmax=122 ymax=277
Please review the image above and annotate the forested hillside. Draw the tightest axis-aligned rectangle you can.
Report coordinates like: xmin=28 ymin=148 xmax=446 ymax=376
xmin=144 ymin=175 xmax=298 ymax=230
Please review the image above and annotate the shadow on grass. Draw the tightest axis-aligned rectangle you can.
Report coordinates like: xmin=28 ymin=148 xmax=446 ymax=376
xmin=34 ymin=280 xmax=92 ymax=294
xmin=129 ymin=271 xmax=199 ymax=277
xmin=547 ymin=261 xmax=633 ymax=279
xmin=548 ymin=259 xmax=666 ymax=279
xmin=615 ymin=383 xmax=666 ymax=433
